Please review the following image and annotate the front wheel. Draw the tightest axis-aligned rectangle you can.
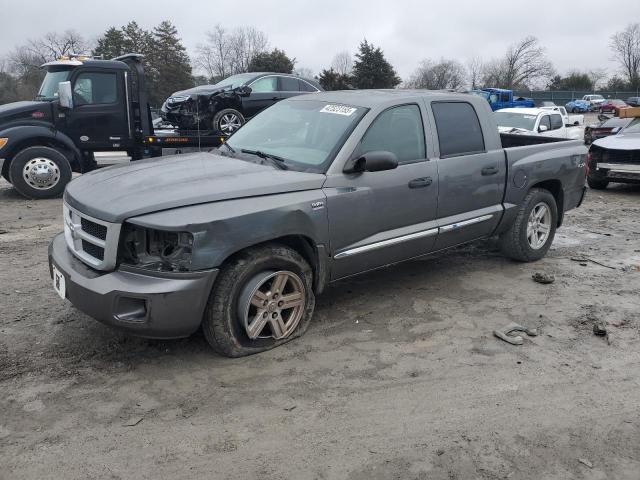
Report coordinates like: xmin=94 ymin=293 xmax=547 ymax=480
xmin=202 ymin=244 xmax=315 ymax=357
xmin=500 ymin=188 xmax=558 ymax=262
xmin=9 ymin=146 xmax=72 ymax=199
xmin=212 ymin=108 xmax=245 ymax=136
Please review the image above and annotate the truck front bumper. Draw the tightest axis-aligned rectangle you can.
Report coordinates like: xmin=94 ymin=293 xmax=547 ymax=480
xmin=48 ymin=233 xmax=218 ymax=339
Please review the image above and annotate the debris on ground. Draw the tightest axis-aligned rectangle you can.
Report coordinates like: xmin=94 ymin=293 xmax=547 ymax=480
xmin=494 ymin=322 xmax=538 ymax=345
xmin=532 ymin=272 xmax=555 ymax=284
xmin=593 ymin=322 xmax=607 ymax=336
xmin=577 ymin=458 xmax=593 ymax=468
xmin=570 ymin=257 xmax=616 ymax=269
xmin=123 ymin=416 xmax=144 ymax=427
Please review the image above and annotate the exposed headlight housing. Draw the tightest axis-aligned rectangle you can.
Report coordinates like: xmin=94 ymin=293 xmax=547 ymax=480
xmin=119 ymin=223 xmax=194 ymax=272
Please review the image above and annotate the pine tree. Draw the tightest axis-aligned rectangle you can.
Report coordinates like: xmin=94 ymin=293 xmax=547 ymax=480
xmin=351 ymin=40 xmax=400 ymax=89
xmin=248 ymin=48 xmax=295 ymax=73
xmin=93 ymin=27 xmax=126 ymax=60
xmin=149 ymin=21 xmax=193 ymax=106
xmin=318 ymin=68 xmax=352 ymax=90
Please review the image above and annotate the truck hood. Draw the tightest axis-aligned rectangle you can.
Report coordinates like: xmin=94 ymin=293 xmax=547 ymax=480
xmin=0 ymin=101 xmax=52 ymax=125
xmin=592 ymin=132 xmax=640 ymax=151
xmin=64 ymin=152 xmax=326 ymax=223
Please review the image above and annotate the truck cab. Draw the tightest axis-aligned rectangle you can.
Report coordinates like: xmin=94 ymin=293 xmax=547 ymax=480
xmin=0 ymin=54 xmax=153 ymax=199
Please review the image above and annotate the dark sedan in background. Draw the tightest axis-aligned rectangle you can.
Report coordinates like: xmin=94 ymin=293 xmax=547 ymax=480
xmin=626 ymin=97 xmax=640 ymax=107
xmin=584 ymin=116 xmax=632 ymax=144
xmin=598 ymin=99 xmax=628 ymax=114
xmin=161 ymin=72 xmax=322 ymax=133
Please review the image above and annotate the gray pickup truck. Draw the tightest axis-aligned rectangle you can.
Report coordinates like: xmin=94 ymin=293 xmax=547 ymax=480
xmin=49 ymin=90 xmax=587 ymax=356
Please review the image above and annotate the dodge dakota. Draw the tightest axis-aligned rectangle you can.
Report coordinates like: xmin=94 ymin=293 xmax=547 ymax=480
xmin=49 ymin=90 xmax=588 ymax=357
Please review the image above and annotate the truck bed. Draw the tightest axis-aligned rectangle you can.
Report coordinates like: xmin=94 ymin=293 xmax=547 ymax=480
xmin=500 ymin=132 xmax=568 ymax=148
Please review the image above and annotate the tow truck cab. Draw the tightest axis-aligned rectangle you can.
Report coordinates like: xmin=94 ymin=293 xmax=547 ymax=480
xmin=0 ymin=54 xmax=153 ymax=199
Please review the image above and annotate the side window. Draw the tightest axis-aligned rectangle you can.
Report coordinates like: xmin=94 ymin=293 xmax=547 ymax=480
xmin=550 ymin=114 xmax=563 ymax=130
xmin=501 ymin=92 xmax=510 ymax=102
xmin=357 ymin=104 xmax=426 ymax=164
xmin=431 ymin=102 xmax=485 ymax=157
xmin=249 ymin=76 xmax=278 ymax=93
xmin=73 ymin=72 xmax=117 ymax=105
xmin=279 ymin=76 xmax=300 ymax=91
xmin=299 ymin=80 xmax=318 ymax=92
xmin=539 ymin=115 xmax=551 ymax=130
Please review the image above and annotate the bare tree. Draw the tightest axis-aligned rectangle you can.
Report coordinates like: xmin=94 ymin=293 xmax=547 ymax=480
xmin=466 ymin=56 xmax=483 ymax=89
xmin=195 ymin=25 xmax=268 ymax=81
xmin=610 ymin=23 xmax=640 ymax=89
xmin=406 ymin=58 xmax=465 ymax=90
xmin=481 ymin=36 xmax=553 ymax=89
xmin=294 ymin=67 xmax=315 ymax=79
xmin=9 ymin=30 xmax=89 ymax=73
xmin=588 ymin=68 xmax=608 ymax=91
xmin=331 ymin=51 xmax=352 ymax=76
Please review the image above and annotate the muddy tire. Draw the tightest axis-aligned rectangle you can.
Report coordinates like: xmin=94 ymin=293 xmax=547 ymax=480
xmin=202 ymin=244 xmax=315 ymax=357
xmin=213 ymin=109 xmax=245 ymax=136
xmin=9 ymin=146 xmax=72 ymax=199
xmin=500 ymin=188 xmax=558 ymax=262
xmin=587 ymin=175 xmax=609 ymax=190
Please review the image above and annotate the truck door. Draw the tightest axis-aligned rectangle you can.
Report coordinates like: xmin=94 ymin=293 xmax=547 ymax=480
xmin=429 ymin=101 xmax=505 ymax=250
xmin=65 ymin=70 xmax=130 ymax=150
xmin=324 ymin=103 xmax=439 ymax=280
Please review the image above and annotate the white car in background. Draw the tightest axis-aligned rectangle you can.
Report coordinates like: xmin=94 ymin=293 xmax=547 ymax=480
xmin=582 ymin=94 xmax=605 ymax=109
xmin=540 ymin=105 xmax=584 ymax=126
xmin=495 ymin=108 xmax=583 ymax=139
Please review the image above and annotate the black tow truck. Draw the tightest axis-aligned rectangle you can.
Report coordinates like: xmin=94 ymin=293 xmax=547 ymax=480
xmin=0 ymin=54 xmax=224 ymax=199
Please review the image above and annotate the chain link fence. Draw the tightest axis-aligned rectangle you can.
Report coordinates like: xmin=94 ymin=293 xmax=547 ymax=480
xmin=513 ymin=90 xmax=640 ymax=106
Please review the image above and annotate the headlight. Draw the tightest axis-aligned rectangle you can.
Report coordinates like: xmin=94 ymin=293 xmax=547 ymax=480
xmin=119 ymin=223 xmax=194 ymax=272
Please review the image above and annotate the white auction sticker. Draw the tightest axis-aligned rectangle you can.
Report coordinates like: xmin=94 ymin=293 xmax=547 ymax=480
xmin=320 ymin=104 xmax=357 ymax=116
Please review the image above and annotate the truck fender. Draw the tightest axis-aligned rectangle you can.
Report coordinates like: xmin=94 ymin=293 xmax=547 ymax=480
xmin=0 ymin=125 xmax=82 ymax=169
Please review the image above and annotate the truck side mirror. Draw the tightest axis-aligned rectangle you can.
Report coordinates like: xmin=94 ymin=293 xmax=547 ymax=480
xmin=538 ymin=125 xmax=548 ymax=132
xmin=343 ymin=150 xmax=399 ymax=174
xmin=58 ymin=81 xmax=73 ymax=109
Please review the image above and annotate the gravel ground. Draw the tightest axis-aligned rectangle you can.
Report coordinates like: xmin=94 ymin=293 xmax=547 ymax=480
xmin=1 ymin=176 xmax=639 ymax=480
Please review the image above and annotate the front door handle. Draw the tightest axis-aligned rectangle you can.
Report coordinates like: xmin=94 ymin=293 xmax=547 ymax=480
xmin=481 ymin=166 xmax=499 ymax=176
xmin=271 ymin=96 xmax=281 ymax=101
xmin=408 ymin=177 xmax=433 ymax=189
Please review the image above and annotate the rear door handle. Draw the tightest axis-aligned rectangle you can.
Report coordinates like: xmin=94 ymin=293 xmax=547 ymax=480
xmin=408 ymin=177 xmax=433 ymax=188
xmin=481 ymin=166 xmax=499 ymax=176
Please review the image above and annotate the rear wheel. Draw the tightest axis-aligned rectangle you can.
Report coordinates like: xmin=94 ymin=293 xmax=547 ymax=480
xmin=202 ymin=244 xmax=315 ymax=357
xmin=212 ymin=109 xmax=245 ymax=136
xmin=9 ymin=146 xmax=72 ymax=199
xmin=500 ymin=188 xmax=557 ymax=262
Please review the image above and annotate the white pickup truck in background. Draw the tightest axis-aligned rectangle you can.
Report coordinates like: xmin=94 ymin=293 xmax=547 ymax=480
xmin=495 ymin=108 xmax=583 ymax=140
xmin=541 ymin=105 xmax=584 ymax=126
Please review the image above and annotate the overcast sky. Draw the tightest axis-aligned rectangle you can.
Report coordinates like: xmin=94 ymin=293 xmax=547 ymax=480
xmin=2 ymin=0 xmax=639 ymax=80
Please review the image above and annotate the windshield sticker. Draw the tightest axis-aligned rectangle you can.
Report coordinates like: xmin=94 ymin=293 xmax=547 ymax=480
xmin=320 ymin=104 xmax=357 ymax=116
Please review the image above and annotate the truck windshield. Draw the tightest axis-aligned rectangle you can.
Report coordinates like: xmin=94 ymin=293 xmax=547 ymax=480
xmin=36 ymin=69 xmax=72 ymax=100
xmin=494 ymin=111 xmax=537 ymax=131
xmin=225 ymin=100 xmax=368 ymax=173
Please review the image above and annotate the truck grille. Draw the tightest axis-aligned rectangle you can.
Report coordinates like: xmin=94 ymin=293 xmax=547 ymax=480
xmin=600 ymin=149 xmax=640 ymax=165
xmin=63 ymin=203 xmax=121 ymax=270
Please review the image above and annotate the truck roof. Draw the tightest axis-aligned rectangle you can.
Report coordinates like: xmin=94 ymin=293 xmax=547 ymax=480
xmin=497 ymin=108 xmax=560 ymax=116
xmin=41 ymin=59 xmax=129 ymax=70
xmin=288 ymin=89 xmax=477 ymax=108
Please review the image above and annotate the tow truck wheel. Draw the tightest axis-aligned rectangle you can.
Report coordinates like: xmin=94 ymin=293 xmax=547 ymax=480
xmin=213 ymin=109 xmax=245 ymax=135
xmin=202 ymin=244 xmax=315 ymax=357
xmin=9 ymin=146 xmax=72 ymax=199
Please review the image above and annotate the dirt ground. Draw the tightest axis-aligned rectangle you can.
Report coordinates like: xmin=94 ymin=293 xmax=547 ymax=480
xmin=1 ymin=175 xmax=639 ymax=480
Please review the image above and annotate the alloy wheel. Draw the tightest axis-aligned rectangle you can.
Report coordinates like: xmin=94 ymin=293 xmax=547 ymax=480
xmin=527 ymin=202 xmax=552 ymax=250
xmin=219 ymin=114 xmax=242 ymax=134
xmin=239 ymin=270 xmax=306 ymax=340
